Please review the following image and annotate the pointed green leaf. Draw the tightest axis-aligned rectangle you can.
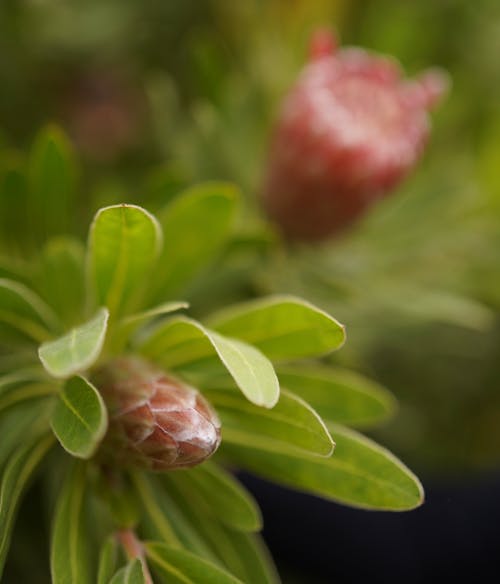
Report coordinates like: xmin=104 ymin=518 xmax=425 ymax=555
xmin=50 ymin=376 xmax=108 ymax=459
xmin=145 ymin=542 xmax=243 ymax=584
xmin=35 ymin=237 xmax=86 ymax=327
xmin=28 ymin=125 xmax=77 ymax=241
xmin=171 ymin=462 xmax=262 ymax=532
xmin=97 ymin=536 xmax=119 ymax=584
xmin=163 ymin=477 xmax=279 ymax=584
xmin=0 ymin=278 xmax=60 ymax=342
xmin=208 ymin=295 xmax=345 ymax=361
xmin=139 ymin=317 xmax=279 ymax=407
xmin=277 ymin=365 xmax=396 ymax=428
xmin=38 ymin=307 xmax=109 ymax=378
xmin=87 ymin=204 xmax=162 ymax=316
xmin=0 ymin=433 xmax=54 ymax=578
xmin=109 ymin=559 xmax=145 ymax=584
xmin=51 ymin=463 xmax=91 ymax=584
xmin=206 ymin=388 xmax=333 ymax=457
xmin=148 ymin=182 xmax=239 ymax=302
xmin=222 ymin=423 xmax=423 ymax=511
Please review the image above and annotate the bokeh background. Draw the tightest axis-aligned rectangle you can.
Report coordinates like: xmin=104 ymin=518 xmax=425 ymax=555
xmin=1 ymin=0 xmax=500 ymax=582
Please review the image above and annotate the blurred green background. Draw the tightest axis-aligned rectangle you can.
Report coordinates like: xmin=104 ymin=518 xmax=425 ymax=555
xmin=1 ymin=0 xmax=500 ymax=475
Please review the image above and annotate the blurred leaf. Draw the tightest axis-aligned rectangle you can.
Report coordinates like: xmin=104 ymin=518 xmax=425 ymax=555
xmin=109 ymin=559 xmax=145 ymax=584
xmin=51 ymin=463 xmax=90 ymax=584
xmin=0 ymin=433 xmax=54 ymax=579
xmin=164 ymin=476 xmax=279 ymax=584
xmin=0 ymin=382 xmax=54 ymax=415
xmin=87 ymin=205 xmax=162 ymax=317
xmin=97 ymin=535 xmax=119 ymax=584
xmin=38 ymin=308 xmax=109 ymax=378
xmin=139 ymin=317 xmax=279 ymax=407
xmin=276 ymin=364 xmax=396 ymax=428
xmin=209 ymin=295 xmax=346 ymax=361
xmin=0 ymin=155 xmax=29 ymax=252
xmin=35 ymin=237 xmax=86 ymax=327
xmin=170 ymin=462 xmax=262 ymax=532
xmin=28 ymin=125 xmax=77 ymax=242
xmin=222 ymin=423 xmax=424 ymax=511
xmin=206 ymin=388 xmax=333 ymax=457
xmin=145 ymin=542 xmax=243 ymax=584
xmin=0 ymin=278 xmax=60 ymax=343
xmin=50 ymin=376 xmax=108 ymax=459
xmin=149 ymin=182 xmax=239 ymax=302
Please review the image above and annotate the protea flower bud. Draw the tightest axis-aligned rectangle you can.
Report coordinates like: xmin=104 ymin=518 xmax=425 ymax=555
xmin=261 ymin=29 xmax=449 ymax=241
xmin=92 ymin=356 xmax=221 ymax=471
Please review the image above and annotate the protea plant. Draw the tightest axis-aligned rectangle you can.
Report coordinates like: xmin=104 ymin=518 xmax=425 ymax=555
xmin=0 ymin=127 xmax=422 ymax=583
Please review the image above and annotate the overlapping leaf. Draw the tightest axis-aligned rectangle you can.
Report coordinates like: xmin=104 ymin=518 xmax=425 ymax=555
xmin=109 ymin=559 xmax=145 ymax=584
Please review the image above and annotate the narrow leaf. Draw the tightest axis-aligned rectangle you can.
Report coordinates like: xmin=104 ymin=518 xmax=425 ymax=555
xmin=149 ymin=182 xmax=239 ymax=301
xmin=139 ymin=317 xmax=279 ymax=407
xmin=206 ymin=388 xmax=333 ymax=457
xmin=208 ymin=295 xmax=345 ymax=360
xmin=87 ymin=204 xmax=162 ymax=316
xmin=38 ymin=307 xmax=109 ymax=378
xmin=170 ymin=462 xmax=262 ymax=532
xmin=0 ymin=382 xmax=54 ymax=415
xmin=0 ymin=433 xmax=54 ymax=578
xmin=277 ymin=364 xmax=396 ymax=428
xmin=109 ymin=559 xmax=145 ymax=584
xmin=50 ymin=376 xmax=108 ymax=458
xmin=222 ymin=423 xmax=423 ymax=511
xmin=51 ymin=463 xmax=91 ymax=584
xmin=145 ymin=542 xmax=243 ymax=584
xmin=97 ymin=536 xmax=119 ymax=584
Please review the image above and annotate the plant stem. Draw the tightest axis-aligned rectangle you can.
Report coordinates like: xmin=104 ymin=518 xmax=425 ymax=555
xmin=117 ymin=529 xmax=154 ymax=584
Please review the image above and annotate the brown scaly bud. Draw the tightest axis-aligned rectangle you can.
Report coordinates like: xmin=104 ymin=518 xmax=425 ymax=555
xmin=92 ymin=356 xmax=221 ymax=471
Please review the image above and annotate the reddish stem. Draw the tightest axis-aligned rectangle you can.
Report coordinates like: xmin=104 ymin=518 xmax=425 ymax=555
xmin=117 ymin=529 xmax=154 ymax=584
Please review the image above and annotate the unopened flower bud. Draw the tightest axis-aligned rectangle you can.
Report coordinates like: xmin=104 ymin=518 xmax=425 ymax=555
xmin=261 ymin=30 xmax=449 ymax=241
xmin=92 ymin=356 xmax=221 ymax=471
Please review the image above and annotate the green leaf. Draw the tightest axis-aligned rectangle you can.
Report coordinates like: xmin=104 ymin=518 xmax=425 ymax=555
xmin=0 ymin=433 xmax=54 ymax=578
xmin=145 ymin=542 xmax=243 ymax=584
xmin=206 ymin=388 xmax=333 ymax=457
xmin=109 ymin=559 xmax=145 ymax=584
xmin=38 ymin=307 xmax=109 ymax=378
xmin=139 ymin=317 xmax=279 ymax=407
xmin=87 ymin=204 xmax=162 ymax=317
xmin=50 ymin=376 xmax=108 ymax=459
xmin=0 ymin=382 xmax=54 ymax=415
xmin=28 ymin=125 xmax=77 ymax=241
xmin=35 ymin=237 xmax=86 ymax=327
xmin=208 ymin=295 xmax=345 ymax=361
xmin=51 ymin=463 xmax=91 ymax=584
xmin=222 ymin=423 xmax=424 ymax=511
xmin=149 ymin=182 xmax=239 ymax=301
xmin=162 ymin=477 xmax=279 ymax=584
xmin=276 ymin=365 xmax=396 ymax=428
xmin=97 ymin=536 xmax=119 ymax=584
xmin=0 ymin=278 xmax=60 ymax=343
xmin=170 ymin=462 xmax=262 ymax=532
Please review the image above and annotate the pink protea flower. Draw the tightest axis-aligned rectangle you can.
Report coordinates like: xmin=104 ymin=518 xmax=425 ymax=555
xmin=261 ymin=29 xmax=449 ymax=241
xmin=92 ymin=356 xmax=221 ymax=471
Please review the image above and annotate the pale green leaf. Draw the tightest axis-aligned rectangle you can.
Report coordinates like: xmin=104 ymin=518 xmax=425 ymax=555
xmin=97 ymin=536 xmax=119 ymax=584
xmin=0 ymin=433 xmax=54 ymax=579
xmin=276 ymin=364 xmax=396 ymax=428
xmin=51 ymin=463 xmax=91 ymax=584
xmin=139 ymin=317 xmax=279 ymax=407
xmin=148 ymin=182 xmax=239 ymax=302
xmin=208 ymin=295 xmax=345 ymax=361
xmin=145 ymin=542 xmax=243 ymax=584
xmin=170 ymin=462 xmax=262 ymax=532
xmin=222 ymin=423 xmax=424 ymax=511
xmin=109 ymin=559 xmax=145 ymax=584
xmin=87 ymin=204 xmax=162 ymax=316
xmin=50 ymin=376 xmax=108 ymax=459
xmin=38 ymin=307 xmax=109 ymax=378
xmin=206 ymin=388 xmax=333 ymax=457
xmin=0 ymin=278 xmax=60 ymax=343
